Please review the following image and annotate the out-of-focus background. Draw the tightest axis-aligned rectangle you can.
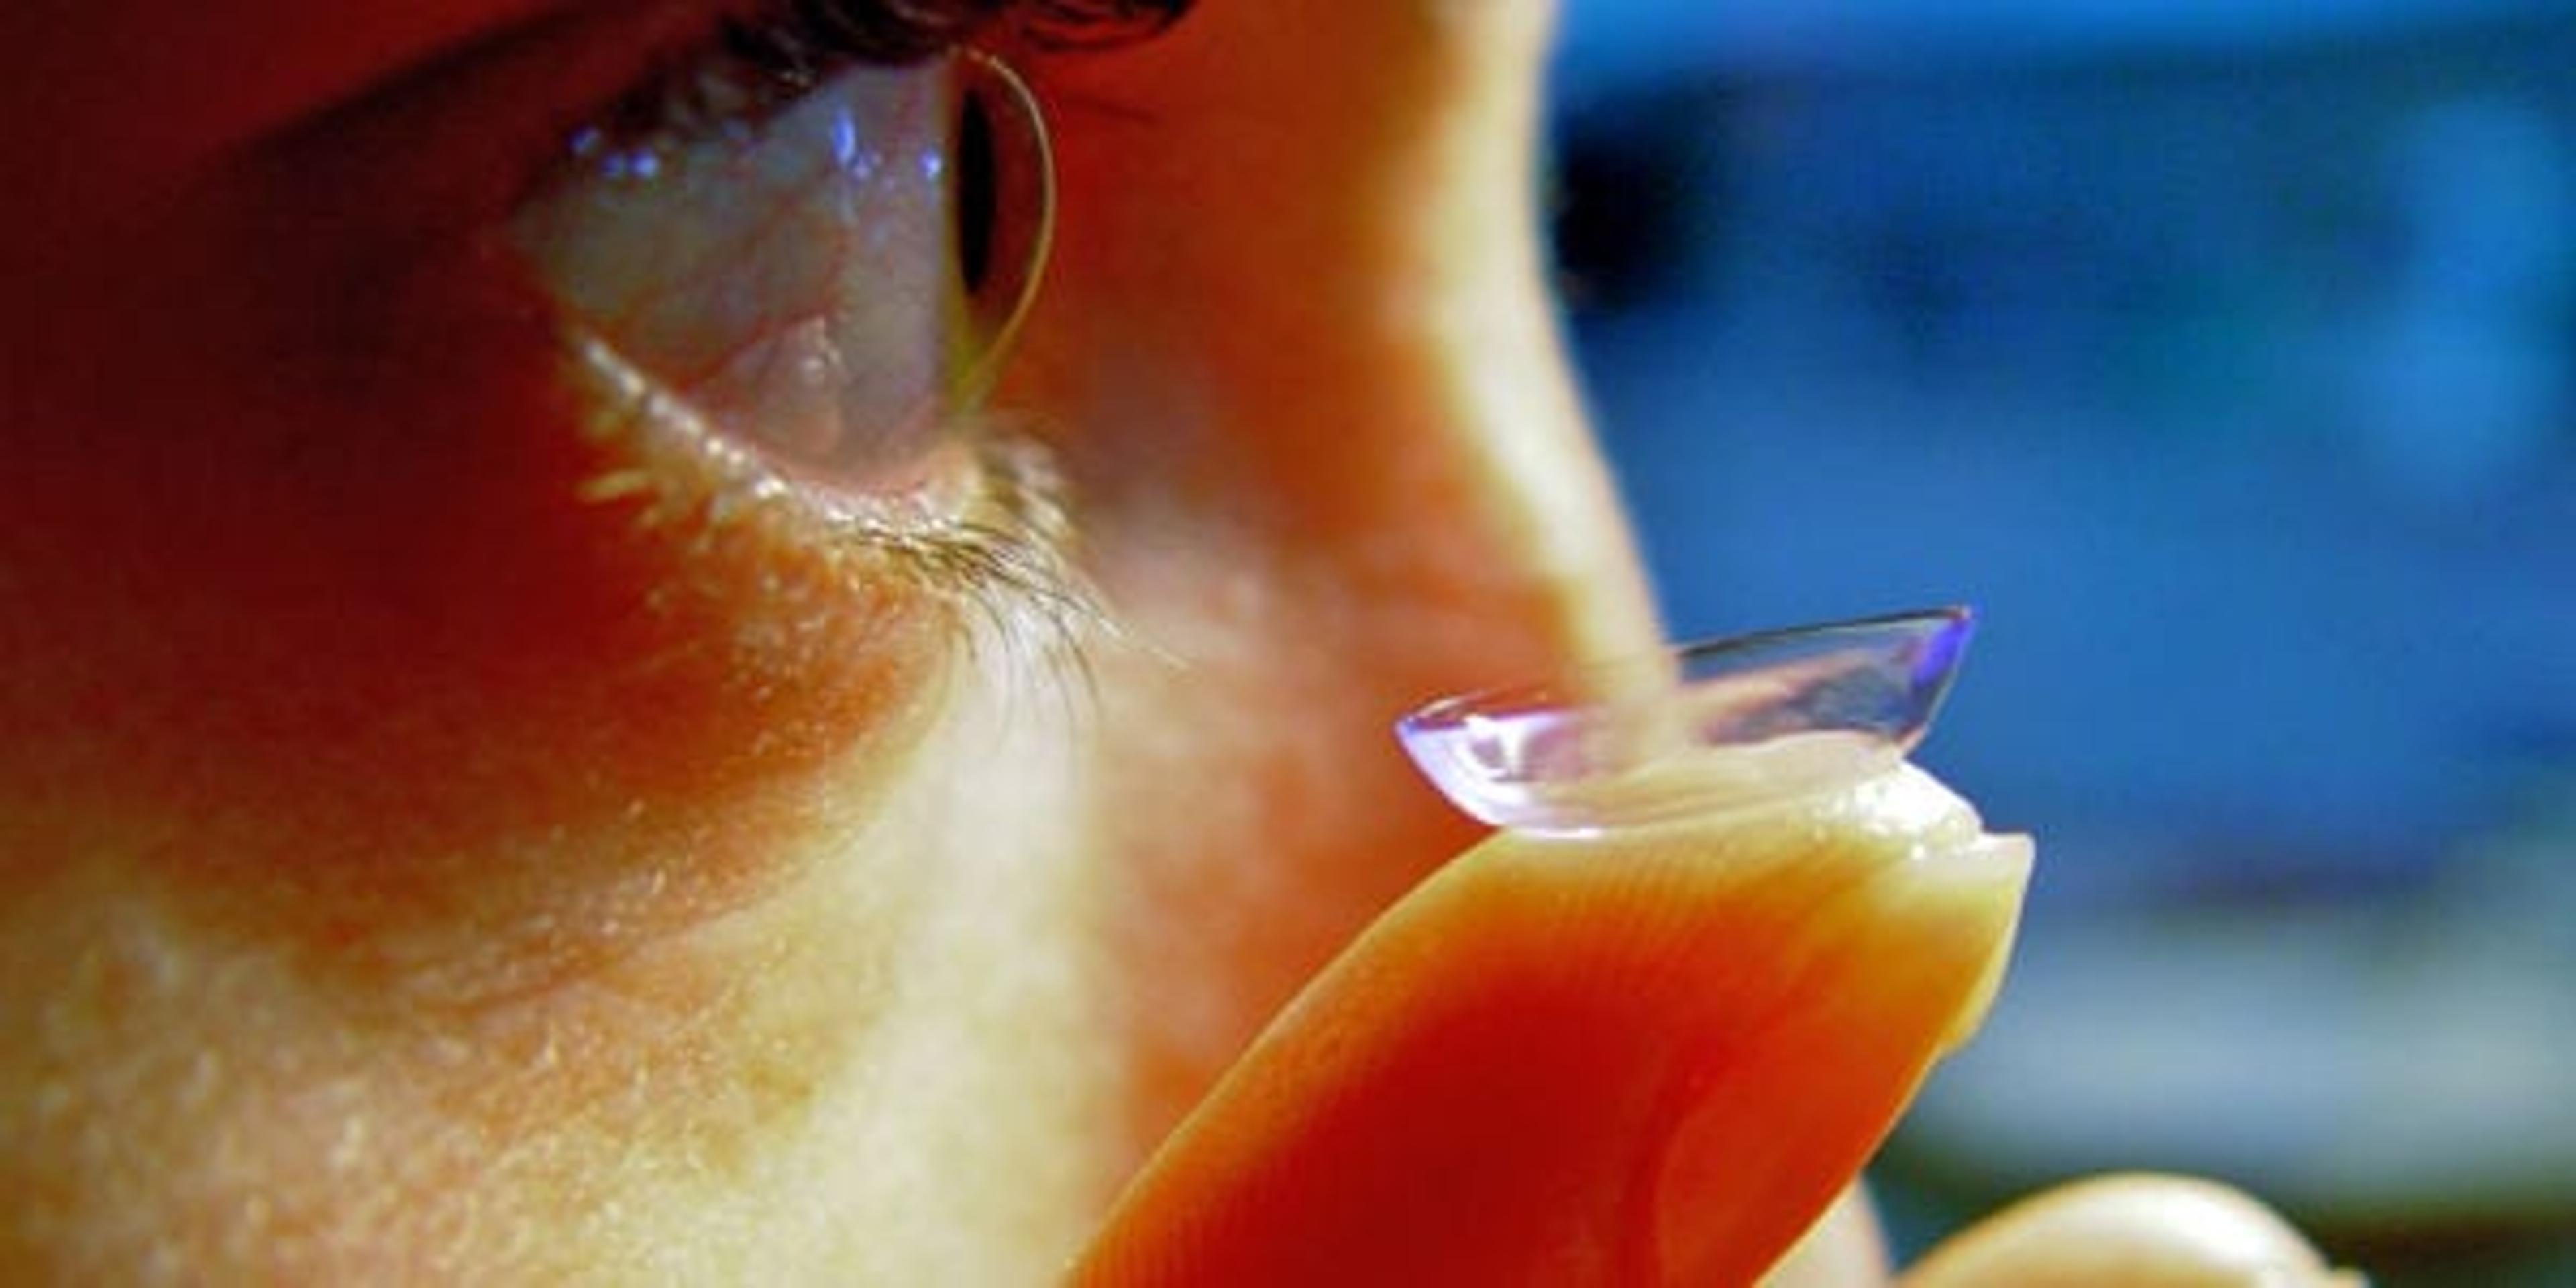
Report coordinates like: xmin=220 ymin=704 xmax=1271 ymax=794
xmin=1545 ymin=1 xmax=2576 ymax=1281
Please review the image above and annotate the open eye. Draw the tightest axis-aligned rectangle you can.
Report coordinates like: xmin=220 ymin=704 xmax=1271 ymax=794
xmin=512 ymin=48 xmax=1053 ymax=514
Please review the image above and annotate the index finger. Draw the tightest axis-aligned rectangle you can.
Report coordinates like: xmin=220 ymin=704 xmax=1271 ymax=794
xmin=1073 ymin=765 xmax=2030 ymax=1286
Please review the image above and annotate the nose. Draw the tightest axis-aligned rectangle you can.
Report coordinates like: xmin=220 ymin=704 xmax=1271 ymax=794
xmin=1002 ymin=0 xmax=1668 ymax=1155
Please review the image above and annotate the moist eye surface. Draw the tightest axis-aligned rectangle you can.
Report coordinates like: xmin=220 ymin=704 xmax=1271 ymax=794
xmin=511 ymin=48 xmax=1051 ymax=519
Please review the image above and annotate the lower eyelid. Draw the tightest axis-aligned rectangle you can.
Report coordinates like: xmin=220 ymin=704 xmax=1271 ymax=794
xmin=561 ymin=325 xmax=1110 ymax=669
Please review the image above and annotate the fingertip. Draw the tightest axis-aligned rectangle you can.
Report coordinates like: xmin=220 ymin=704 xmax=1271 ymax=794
xmin=1075 ymin=768 xmax=2033 ymax=1285
xmin=1902 ymin=1173 xmax=2357 ymax=1287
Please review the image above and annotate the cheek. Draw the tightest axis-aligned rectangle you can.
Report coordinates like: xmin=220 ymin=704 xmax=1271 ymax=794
xmin=0 ymin=131 xmax=989 ymax=1277
xmin=0 ymin=160 xmax=951 ymax=987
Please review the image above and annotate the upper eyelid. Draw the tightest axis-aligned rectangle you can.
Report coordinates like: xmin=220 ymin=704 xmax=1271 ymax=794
xmin=216 ymin=0 xmax=1191 ymax=233
xmin=594 ymin=0 xmax=1191 ymax=152
xmin=604 ymin=0 xmax=1000 ymax=146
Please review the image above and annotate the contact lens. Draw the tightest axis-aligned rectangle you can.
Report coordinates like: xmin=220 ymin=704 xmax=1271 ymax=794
xmin=1395 ymin=608 xmax=1976 ymax=835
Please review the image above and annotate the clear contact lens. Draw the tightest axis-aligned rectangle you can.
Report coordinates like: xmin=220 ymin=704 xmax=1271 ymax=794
xmin=1395 ymin=607 xmax=1976 ymax=835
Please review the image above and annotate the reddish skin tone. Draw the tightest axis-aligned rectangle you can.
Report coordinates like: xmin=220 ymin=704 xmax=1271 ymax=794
xmin=1 ymin=0 xmax=1668 ymax=1275
xmin=1 ymin=0 xmax=2333 ymax=1280
xmin=1073 ymin=782 xmax=2030 ymax=1285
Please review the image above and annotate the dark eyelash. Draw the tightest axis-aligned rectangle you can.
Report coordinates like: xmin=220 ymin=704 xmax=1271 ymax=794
xmin=619 ymin=0 xmax=1190 ymax=145
xmin=710 ymin=1 xmax=999 ymax=105
xmin=570 ymin=334 xmax=1118 ymax=694
xmin=1012 ymin=0 xmax=1196 ymax=48
xmin=885 ymin=421 xmax=1124 ymax=696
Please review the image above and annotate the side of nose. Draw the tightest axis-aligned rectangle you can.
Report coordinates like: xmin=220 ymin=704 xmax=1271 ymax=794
xmin=1002 ymin=0 xmax=1668 ymax=1163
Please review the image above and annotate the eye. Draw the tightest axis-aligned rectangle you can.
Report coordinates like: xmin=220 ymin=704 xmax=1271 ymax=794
xmin=511 ymin=44 xmax=1053 ymax=518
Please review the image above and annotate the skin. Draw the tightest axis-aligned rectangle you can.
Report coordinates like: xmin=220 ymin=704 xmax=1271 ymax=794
xmin=0 ymin=0 xmax=2345 ymax=1281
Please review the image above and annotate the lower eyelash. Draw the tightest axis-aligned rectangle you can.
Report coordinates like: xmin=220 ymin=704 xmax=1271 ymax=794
xmin=877 ymin=417 xmax=1121 ymax=686
xmin=563 ymin=329 xmax=1117 ymax=690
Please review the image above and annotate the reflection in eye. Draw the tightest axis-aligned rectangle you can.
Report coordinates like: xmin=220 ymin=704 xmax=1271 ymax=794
xmin=513 ymin=47 xmax=1051 ymax=522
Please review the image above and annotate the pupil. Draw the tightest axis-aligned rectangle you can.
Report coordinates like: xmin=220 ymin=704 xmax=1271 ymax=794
xmin=956 ymin=87 xmax=998 ymax=297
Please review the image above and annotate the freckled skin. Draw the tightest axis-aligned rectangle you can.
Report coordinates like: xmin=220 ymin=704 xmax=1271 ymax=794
xmin=0 ymin=0 xmax=2332 ymax=1281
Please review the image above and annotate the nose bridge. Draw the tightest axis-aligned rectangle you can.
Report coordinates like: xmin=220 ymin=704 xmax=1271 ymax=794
xmin=1022 ymin=0 xmax=1662 ymax=669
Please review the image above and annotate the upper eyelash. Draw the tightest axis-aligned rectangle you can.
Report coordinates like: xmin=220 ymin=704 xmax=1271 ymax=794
xmin=1008 ymin=0 xmax=1196 ymax=49
xmin=602 ymin=0 xmax=1191 ymax=148
xmin=686 ymin=0 xmax=1000 ymax=129
xmin=584 ymin=4 xmax=966 ymax=148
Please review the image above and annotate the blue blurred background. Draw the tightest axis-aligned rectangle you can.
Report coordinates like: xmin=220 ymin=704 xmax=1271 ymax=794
xmin=1546 ymin=1 xmax=2576 ymax=1281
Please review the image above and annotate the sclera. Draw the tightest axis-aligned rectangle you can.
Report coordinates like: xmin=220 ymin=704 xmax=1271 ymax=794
xmin=1395 ymin=608 xmax=1976 ymax=835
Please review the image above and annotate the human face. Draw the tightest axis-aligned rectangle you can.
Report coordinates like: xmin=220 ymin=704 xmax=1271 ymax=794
xmin=0 ymin=0 xmax=1660 ymax=1278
